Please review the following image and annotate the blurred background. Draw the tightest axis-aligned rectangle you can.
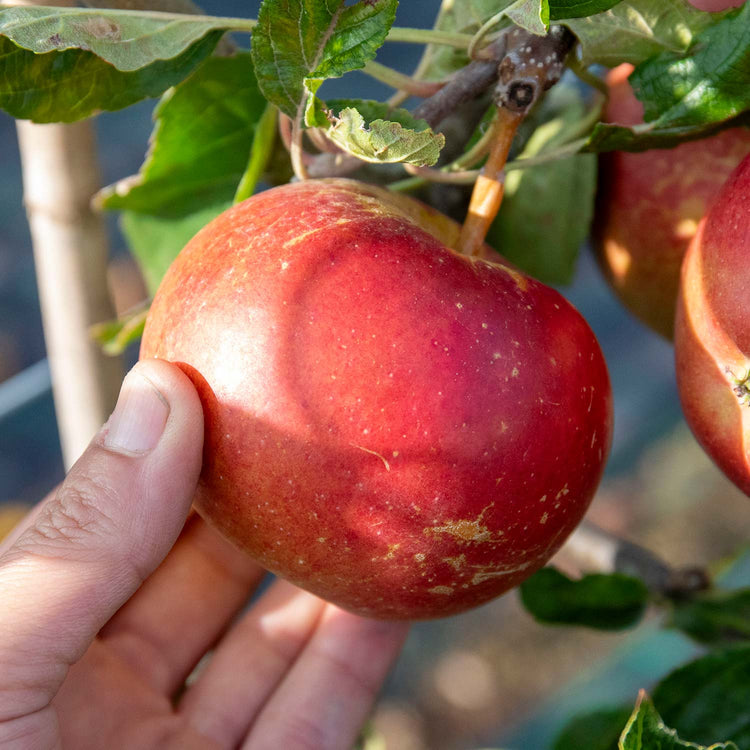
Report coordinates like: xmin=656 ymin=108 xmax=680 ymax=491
xmin=2 ymin=2 xmax=750 ymax=748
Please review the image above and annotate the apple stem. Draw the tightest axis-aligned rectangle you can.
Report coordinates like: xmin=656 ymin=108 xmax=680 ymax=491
xmin=456 ymin=25 xmax=576 ymax=256
xmin=554 ymin=522 xmax=710 ymax=597
xmin=457 ymin=107 xmax=521 ymax=256
xmin=279 ymin=112 xmax=315 ymax=180
xmin=290 ymin=119 xmax=310 ymax=181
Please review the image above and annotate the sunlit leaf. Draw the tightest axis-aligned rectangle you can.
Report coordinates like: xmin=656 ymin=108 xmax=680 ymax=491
xmin=314 ymin=99 xmax=444 ymax=166
xmin=622 ymin=692 xmax=737 ymax=750
xmin=549 ymin=0 xmax=623 ymax=20
xmin=0 ymin=31 xmax=221 ymax=122
xmin=90 ymin=307 xmax=148 ymax=356
xmin=564 ymin=0 xmax=715 ymax=66
xmin=581 ymin=4 xmax=750 ymax=151
xmin=251 ymin=0 xmax=397 ymax=125
xmin=99 ymin=53 xmax=267 ymax=217
xmin=0 ymin=5 xmax=236 ymax=70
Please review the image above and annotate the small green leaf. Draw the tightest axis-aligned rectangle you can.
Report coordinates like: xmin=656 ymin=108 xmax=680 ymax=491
xmin=549 ymin=0 xmax=623 ymax=20
xmin=519 ymin=567 xmax=649 ymax=630
xmin=321 ymin=100 xmax=445 ymax=166
xmin=99 ymin=53 xmax=267 ymax=218
xmin=251 ymin=0 xmax=397 ymax=125
xmin=670 ymin=588 xmax=750 ymax=646
xmin=90 ymin=307 xmax=148 ymax=356
xmin=653 ymin=647 xmax=750 ymax=748
xmin=487 ymin=86 xmax=597 ymax=285
xmin=553 ymin=707 xmax=632 ymax=750
xmin=0 ymin=6 xmax=235 ymax=71
xmin=621 ymin=692 xmax=738 ymax=750
xmin=564 ymin=0 xmax=715 ymax=67
xmin=121 ymin=202 xmax=230 ymax=294
xmin=0 ymin=31 xmax=221 ymax=122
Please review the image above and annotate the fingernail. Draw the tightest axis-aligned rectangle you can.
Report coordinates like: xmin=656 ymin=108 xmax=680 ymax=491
xmin=103 ymin=368 xmax=170 ymax=455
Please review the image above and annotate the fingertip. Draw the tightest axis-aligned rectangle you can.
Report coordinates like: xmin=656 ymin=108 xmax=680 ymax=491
xmin=132 ymin=358 xmax=204 ymax=434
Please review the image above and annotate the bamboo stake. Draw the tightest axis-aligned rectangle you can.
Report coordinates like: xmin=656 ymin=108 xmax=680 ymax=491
xmin=11 ymin=0 xmax=123 ymax=468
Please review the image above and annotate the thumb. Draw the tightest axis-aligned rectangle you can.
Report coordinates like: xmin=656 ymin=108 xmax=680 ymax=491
xmin=0 ymin=359 xmax=204 ymax=721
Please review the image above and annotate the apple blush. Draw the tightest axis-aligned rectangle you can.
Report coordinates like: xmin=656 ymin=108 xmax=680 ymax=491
xmin=141 ymin=178 xmax=613 ymax=619
xmin=594 ymin=62 xmax=750 ymax=338
xmin=676 ymin=155 xmax=750 ymax=496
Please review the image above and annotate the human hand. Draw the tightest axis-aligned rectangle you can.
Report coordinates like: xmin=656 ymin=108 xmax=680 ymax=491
xmin=0 ymin=360 xmax=409 ymax=750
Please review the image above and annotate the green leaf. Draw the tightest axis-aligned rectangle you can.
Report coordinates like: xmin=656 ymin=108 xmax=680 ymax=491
xmin=504 ymin=0 xmax=550 ymax=35
xmin=99 ymin=53 xmax=267 ymax=218
xmin=580 ymin=5 xmax=750 ymax=152
xmin=553 ymin=707 xmax=632 ymax=750
xmin=653 ymin=647 xmax=750 ymax=748
xmin=315 ymin=99 xmax=444 ymax=166
xmin=549 ymin=0 xmax=623 ymax=20
xmin=419 ymin=0 xmax=551 ymax=80
xmin=519 ymin=567 xmax=649 ymax=630
xmin=487 ymin=86 xmax=597 ymax=285
xmin=121 ymin=201 xmax=230 ymax=294
xmin=90 ymin=307 xmax=148 ymax=356
xmin=234 ymin=102 xmax=279 ymax=204
xmin=621 ymin=692 xmax=738 ymax=750
xmin=251 ymin=0 xmax=397 ymax=125
xmin=0 ymin=31 xmax=221 ymax=122
xmin=580 ymin=117 xmax=750 ymax=153
xmin=670 ymin=588 xmax=750 ymax=646
xmin=631 ymin=4 xmax=750 ymax=129
xmin=0 ymin=6 xmax=236 ymax=71
xmin=564 ymin=0 xmax=715 ymax=67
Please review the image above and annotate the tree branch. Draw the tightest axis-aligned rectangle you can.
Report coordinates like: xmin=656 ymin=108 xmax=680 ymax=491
xmin=553 ymin=522 xmax=710 ymax=598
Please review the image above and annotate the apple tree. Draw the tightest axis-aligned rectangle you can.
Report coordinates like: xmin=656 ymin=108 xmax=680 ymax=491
xmin=2 ymin=0 xmax=750 ymax=747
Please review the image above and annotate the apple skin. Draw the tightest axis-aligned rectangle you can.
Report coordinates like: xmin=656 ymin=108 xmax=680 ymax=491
xmin=141 ymin=178 xmax=613 ymax=619
xmin=675 ymin=155 xmax=750 ymax=496
xmin=690 ymin=0 xmax=744 ymax=9
xmin=594 ymin=62 xmax=750 ymax=339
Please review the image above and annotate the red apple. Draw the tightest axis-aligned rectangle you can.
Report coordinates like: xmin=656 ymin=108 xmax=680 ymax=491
xmin=141 ymin=178 xmax=613 ymax=619
xmin=675 ymin=155 xmax=750 ymax=496
xmin=594 ymin=60 xmax=750 ymax=339
xmin=690 ymin=0 xmax=744 ymax=9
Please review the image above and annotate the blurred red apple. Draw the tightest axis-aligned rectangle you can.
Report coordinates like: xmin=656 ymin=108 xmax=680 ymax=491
xmin=595 ymin=53 xmax=750 ymax=338
xmin=690 ymin=0 xmax=743 ymax=9
xmin=675 ymin=155 xmax=750 ymax=496
xmin=141 ymin=178 xmax=613 ymax=619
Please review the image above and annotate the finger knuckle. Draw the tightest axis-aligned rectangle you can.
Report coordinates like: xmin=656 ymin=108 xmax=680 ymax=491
xmin=22 ymin=472 xmax=121 ymax=558
xmin=273 ymin=713 xmax=330 ymax=750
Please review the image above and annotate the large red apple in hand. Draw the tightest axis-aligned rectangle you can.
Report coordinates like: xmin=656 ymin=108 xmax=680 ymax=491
xmin=141 ymin=178 xmax=613 ymax=619
xmin=675 ymin=155 xmax=750 ymax=496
